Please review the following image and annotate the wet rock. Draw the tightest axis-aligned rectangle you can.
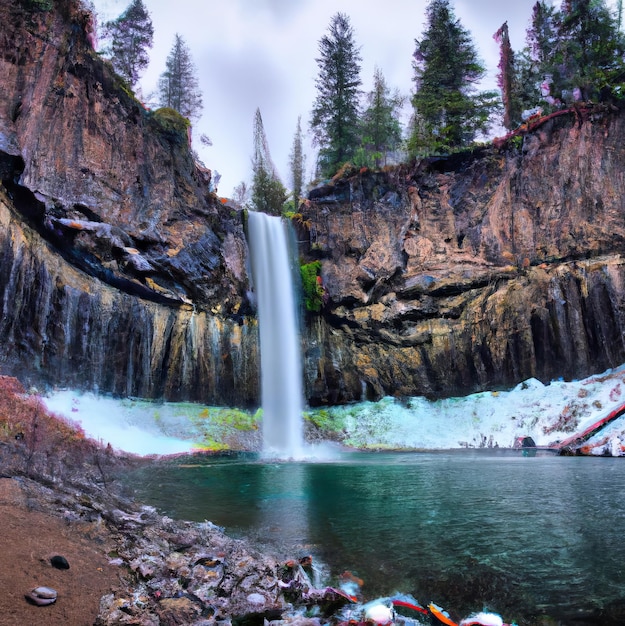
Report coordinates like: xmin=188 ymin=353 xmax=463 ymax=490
xmin=156 ymin=596 xmax=203 ymax=625
xmin=26 ymin=586 xmax=57 ymax=606
xmin=50 ymin=555 xmax=70 ymax=569
xmin=513 ymin=436 xmax=536 ymax=449
xmin=130 ymin=555 xmax=161 ymax=579
xmin=164 ymin=551 xmax=189 ymax=573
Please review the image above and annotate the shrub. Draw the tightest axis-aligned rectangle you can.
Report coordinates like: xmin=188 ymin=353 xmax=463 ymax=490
xmin=300 ymin=260 xmax=324 ymax=312
xmin=151 ymin=107 xmax=190 ymax=142
xmin=21 ymin=0 xmax=53 ymax=11
xmin=0 ymin=376 xmax=114 ymax=484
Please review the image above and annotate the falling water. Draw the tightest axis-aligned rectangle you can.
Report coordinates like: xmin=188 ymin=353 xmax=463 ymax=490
xmin=247 ymin=211 xmax=304 ymax=459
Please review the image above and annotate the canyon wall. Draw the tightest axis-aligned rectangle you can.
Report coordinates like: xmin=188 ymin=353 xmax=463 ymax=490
xmin=0 ymin=0 xmax=258 ymax=403
xmin=0 ymin=0 xmax=249 ymax=314
xmin=0 ymin=188 xmax=260 ymax=404
xmin=299 ymin=110 xmax=625 ymax=404
xmin=2 ymin=0 xmax=625 ymax=407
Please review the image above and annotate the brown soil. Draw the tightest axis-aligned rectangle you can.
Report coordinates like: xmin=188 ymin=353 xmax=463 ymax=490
xmin=0 ymin=478 xmax=122 ymax=626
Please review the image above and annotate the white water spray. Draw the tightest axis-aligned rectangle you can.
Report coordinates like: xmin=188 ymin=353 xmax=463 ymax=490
xmin=247 ymin=211 xmax=304 ymax=459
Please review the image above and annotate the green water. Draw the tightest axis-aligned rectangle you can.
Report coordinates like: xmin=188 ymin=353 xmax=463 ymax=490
xmin=125 ymin=450 xmax=625 ymax=622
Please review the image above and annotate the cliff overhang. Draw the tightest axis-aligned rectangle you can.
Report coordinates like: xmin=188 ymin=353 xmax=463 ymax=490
xmin=0 ymin=0 xmax=250 ymax=314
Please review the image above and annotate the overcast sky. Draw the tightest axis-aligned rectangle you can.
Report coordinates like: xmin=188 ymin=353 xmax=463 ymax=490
xmin=91 ymin=1 xmax=580 ymax=196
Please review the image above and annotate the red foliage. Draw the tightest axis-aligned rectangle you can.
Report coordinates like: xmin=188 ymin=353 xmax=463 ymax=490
xmin=0 ymin=376 xmax=90 ymax=456
xmin=542 ymin=403 xmax=582 ymax=435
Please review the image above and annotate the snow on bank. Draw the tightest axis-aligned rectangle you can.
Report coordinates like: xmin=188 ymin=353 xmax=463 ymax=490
xmin=330 ymin=365 xmax=625 ymax=451
xmin=42 ymin=365 xmax=625 ymax=456
xmin=42 ymin=392 xmax=197 ymax=456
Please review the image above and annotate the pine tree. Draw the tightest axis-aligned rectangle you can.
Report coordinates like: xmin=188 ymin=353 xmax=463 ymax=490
xmin=504 ymin=1 xmax=561 ymax=117
xmin=310 ymin=12 xmax=362 ymax=177
xmin=557 ymin=0 xmax=625 ymax=100
xmin=288 ymin=116 xmax=306 ymax=208
xmin=358 ymin=67 xmax=403 ymax=168
xmin=103 ymin=0 xmax=153 ymax=88
xmin=251 ymin=109 xmax=287 ymax=216
xmin=156 ymin=34 xmax=203 ymax=122
xmin=519 ymin=0 xmax=625 ymax=107
xmin=409 ymin=0 xmax=498 ymax=155
xmin=526 ymin=0 xmax=559 ymax=70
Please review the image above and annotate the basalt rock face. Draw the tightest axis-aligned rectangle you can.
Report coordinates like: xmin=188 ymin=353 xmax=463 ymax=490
xmin=0 ymin=188 xmax=260 ymax=404
xmin=0 ymin=0 xmax=249 ymax=313
xmin=300 ymin=108 xmax=625 ymax=405
xmin=0 ymin=0 xmax=258 ymax=403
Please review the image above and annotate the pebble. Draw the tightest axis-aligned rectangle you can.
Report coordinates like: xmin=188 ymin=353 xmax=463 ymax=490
xmin=26 ymin=586 xmax=58 ymax=606
xmin=246 ymin=592 xmax=266 ymax=606
xmin=364 ymin=603 xmax=394 ymax=625
xmin=50 ymin=555 xmax=70 ymax=569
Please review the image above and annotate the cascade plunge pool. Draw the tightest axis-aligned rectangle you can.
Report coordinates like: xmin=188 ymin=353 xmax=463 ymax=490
xmin=124 ymin=450 xmax=625 ymax=621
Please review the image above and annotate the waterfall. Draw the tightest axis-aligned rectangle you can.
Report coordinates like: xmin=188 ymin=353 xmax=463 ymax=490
xmin=247 ymin=211 xmax=304 ymax=459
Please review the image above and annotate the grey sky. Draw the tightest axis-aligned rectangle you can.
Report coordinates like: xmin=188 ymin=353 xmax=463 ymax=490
xmin=91 ymin=1 xmax=600 ymax=196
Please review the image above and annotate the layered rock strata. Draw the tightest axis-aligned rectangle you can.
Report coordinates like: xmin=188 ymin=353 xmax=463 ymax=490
xmin=2 ymin=0 xmax=625 ymax=407
xmin=0 ymin=189 xmax=260 ymax=404
xmin=0 ymin=0 xmax=249 ymax=314
xmin=300 ymin=108 xmax=625 ymax=403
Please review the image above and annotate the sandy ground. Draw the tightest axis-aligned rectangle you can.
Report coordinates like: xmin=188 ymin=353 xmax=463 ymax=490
xmin=0 ymin=478 xmax=123 ymax=626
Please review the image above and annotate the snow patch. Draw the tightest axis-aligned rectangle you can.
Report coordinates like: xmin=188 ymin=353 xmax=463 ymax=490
xmin=42 ymin=365 xmax=625 ymax=456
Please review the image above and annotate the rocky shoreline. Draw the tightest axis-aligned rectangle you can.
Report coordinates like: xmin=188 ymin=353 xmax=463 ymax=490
xmin=0 ymin=437 xmax=304 ymax=625
xmin=0 ymin=374 xmax=306 ymax=625
xmin=3 ymin=376 xmax=625 ymax=625
xmin=2 ymin=441 xmax=624 ymax=626
xmin=1 ymin=394 xmax=395 ymax=626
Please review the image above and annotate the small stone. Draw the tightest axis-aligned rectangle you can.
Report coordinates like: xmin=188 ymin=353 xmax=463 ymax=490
xmin=51 ymin=555 xmax=70 ymax=569
xmin=246 ymin=592 xmax=265 ymax=606
xmin=26 ymin=586 xmax=58 ymax=606
xmin=156 ymin=596 xmax=202 ymax=624
xmin=165 ymin=551 xmax=188 ymax=572
xmin=364 ymin=603 xmax=394 ymax=625
xmin=194 ymin=556 xmax=223 ymax=568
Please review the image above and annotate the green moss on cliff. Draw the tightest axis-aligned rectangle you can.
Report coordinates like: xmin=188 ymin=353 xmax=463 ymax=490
xmin=300 ymin=260 xmax=324 ymax=313
xmin=151 ymin=107 xmax=191 ymax=143
xmin=197 ymin=406 xmax=260 ymax=431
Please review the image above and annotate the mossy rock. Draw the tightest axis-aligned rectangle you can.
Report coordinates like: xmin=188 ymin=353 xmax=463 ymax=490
xmin=304 ymin=408 xmax=347 ymax=433
xmin=194 ymin=407 xmax=260 ymax=432
xmin=300 ymin=260 xmax=323 ymax=312
xmin=151 ymin=107 xmax=191 ymax=142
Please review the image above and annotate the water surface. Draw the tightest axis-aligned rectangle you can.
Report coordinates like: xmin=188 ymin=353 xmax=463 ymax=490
xmin=125 ymin=450 xmax=625 ymax=620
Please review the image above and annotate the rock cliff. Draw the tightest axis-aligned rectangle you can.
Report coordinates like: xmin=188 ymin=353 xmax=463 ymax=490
xmin=300 ymin=108 xmax=625 ymax=404
xmin=0 ymin=0 xmax=257 ymax=403
xmin=0 ymin=0 xmax=249 ymax=313
xmin=0 ymin=186 xmax=260 ymax=404
xmin=2 ymin=0 xmax=625 ymax=408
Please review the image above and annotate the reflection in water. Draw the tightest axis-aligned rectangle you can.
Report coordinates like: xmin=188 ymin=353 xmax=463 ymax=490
xmin=256 ymin=463 xmax=311 ymax=555
xmin=125 ymin=451 xmax=625 ymax=619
